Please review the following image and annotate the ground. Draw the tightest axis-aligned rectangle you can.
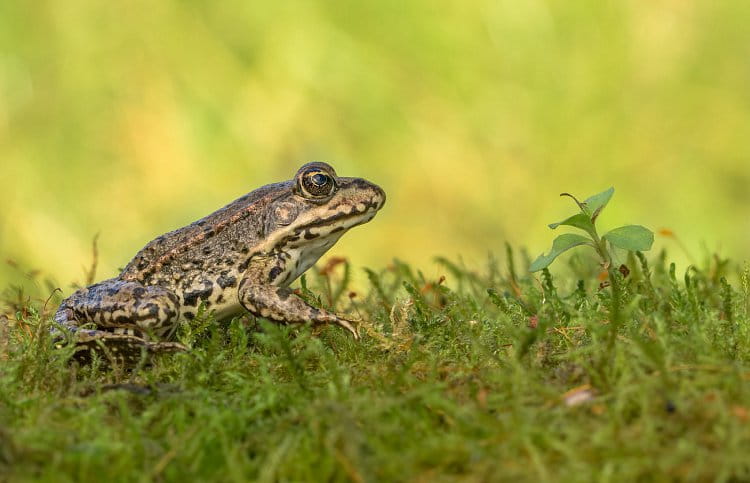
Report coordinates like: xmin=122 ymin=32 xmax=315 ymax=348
xmin=0 ymin=249 xmax=749 ymax=482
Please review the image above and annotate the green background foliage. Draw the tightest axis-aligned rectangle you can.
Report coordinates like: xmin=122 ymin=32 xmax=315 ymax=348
xmin=1 ymin=0 xmax=748 ymax=288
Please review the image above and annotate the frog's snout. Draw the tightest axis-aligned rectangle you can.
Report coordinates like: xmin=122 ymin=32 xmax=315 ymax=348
xmin=372 ymin=184 xmax=386 ymax=210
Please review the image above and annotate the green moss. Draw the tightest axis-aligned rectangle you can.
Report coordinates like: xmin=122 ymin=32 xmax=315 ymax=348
xmin=1 ymin=251 xmax=749 ymax=481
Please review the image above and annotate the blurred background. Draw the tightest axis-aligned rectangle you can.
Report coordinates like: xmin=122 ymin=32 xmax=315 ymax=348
xmin=0 ymin=0 xmax=748 ymax=291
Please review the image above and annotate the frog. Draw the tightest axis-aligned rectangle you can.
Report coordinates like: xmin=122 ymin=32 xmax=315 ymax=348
xmin=53 ymin=162 xmax=385 ymax=365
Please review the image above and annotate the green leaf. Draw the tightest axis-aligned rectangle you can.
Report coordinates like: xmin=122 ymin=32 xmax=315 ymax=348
xmin=529 ymin=234 xmax=592 ymax=272
xmin=549 ymin=213 xmax=596 ymax=237
xmin=583 ymin=187 xmax=614 ymax=221
xmin=602 ymin=225 xmax=654 ymax=252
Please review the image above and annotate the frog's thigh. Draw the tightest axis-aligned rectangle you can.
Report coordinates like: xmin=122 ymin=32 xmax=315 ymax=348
xmin=237 ymin=278 xmax=359 ymax=339
xmin=58 ymin=279 xmax=181 ymax=333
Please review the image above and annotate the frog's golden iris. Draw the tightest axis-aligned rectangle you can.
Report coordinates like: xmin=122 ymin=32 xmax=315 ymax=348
xmin=298 ymin=165 xmax=338 ymax=199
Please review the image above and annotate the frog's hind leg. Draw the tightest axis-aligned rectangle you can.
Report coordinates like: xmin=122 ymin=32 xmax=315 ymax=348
xmin=53 ymin=278 xmax=187 ymax=364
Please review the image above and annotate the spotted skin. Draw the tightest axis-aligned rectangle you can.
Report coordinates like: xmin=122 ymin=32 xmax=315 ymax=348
xmin=54 ymin=162 xmax=385 ymax=365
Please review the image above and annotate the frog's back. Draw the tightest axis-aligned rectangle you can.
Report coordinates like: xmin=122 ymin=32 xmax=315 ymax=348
xmin=121 ymin=181 xmax=290 ymax=284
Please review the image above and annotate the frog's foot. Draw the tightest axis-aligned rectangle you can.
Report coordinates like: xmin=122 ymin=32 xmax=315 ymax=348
xmin=66 ymin=329 xmax=188 ymax=366
xmin=52 ymin=321 xmax=183 ymax=366
xmin=238 ymin=281 xmax=360 ymax=340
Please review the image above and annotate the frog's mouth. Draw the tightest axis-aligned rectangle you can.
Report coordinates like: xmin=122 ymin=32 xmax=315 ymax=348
xmin=307 ymin=199 xmax=381 ymax=228
xmin=275 ymin=196 xmax=382 ymax=250
xmin=298 ymin=207 xmax=377 ymax=241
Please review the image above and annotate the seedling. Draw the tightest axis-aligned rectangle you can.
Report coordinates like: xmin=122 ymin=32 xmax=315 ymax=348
xmin=530 ymin=187 xmax=654 ymax=274
xmin=530 ymin=187 xmax=654 ymax=360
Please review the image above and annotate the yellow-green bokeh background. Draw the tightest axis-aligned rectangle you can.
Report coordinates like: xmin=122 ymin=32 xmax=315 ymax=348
xmin=1 ymin=1 xmax=748 ymax=289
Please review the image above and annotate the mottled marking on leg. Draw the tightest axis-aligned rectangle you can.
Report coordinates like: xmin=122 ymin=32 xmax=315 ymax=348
xmin=268 ymin=265 xmax=283 ymax=283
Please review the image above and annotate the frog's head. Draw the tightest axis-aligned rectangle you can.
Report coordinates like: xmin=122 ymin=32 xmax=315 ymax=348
xmin=265 ymin=162 xmax=385 ymax=258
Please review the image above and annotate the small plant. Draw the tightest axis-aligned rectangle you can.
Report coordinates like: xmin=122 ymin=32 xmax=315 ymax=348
xmin=530 ymin=187 xmax=654 ymax=274
xmin=530 ymin=188 xmax=654 ymax=361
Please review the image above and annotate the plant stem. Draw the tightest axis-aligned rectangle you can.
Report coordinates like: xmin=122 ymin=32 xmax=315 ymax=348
xmin=590 ymin=231 xmax=622 ymax=369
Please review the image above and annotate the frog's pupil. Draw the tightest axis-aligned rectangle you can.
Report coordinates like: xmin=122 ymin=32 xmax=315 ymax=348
xmin=312 ymin=173 xmax=328 ymax=186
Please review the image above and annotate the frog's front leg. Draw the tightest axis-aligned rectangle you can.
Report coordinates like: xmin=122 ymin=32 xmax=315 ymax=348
xmin=237 ymin=258 xmax=360 ymax=339
xmin=54 ymin=278 xmax=187 ymax=363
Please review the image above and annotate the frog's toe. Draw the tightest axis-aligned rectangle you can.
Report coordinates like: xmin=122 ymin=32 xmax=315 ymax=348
xmin=145 ymin=341 xmax=188 ymax=353
xmin=333 ymin=317 xmax=360 ymax=340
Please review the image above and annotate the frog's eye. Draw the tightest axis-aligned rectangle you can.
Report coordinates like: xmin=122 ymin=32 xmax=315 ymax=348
xmin=300 ymin=170 xmax=336 ymax=198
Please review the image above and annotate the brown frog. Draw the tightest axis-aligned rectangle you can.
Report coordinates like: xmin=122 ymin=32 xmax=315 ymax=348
xmin=54 ymin=162 xmax=385 ymax=363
